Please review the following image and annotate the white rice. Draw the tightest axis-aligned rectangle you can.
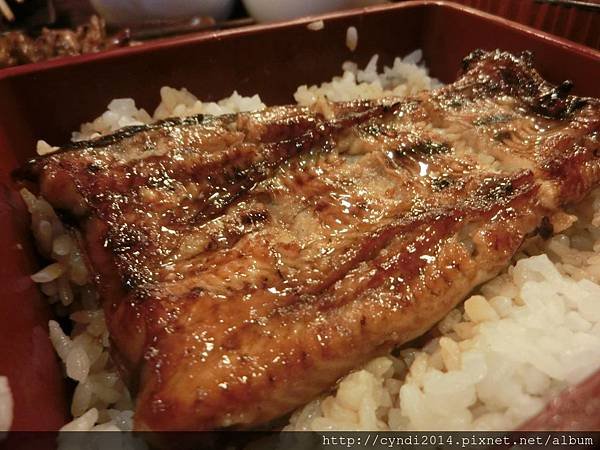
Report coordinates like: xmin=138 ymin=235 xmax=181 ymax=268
xmin=0 ymin=376 xmax=13 ymax=437
xmin=72 ymin=90 xmax=266 ymax=142
xmin=294 ymin=52 xmax=440 ymax=105
xmin=21 ymin=187 xmax=133 ymax=433
xmin=21 ymin=49 xmax=600 ymax=433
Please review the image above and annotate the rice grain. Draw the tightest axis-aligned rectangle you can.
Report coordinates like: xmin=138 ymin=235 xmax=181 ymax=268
xmin=346 ymin=26 xmax=358 ymax=51
xmin=307 ymin=20 xmax=324 ymax=31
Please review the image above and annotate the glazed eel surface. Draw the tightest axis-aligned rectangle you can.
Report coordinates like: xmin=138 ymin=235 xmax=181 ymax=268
xmin=19 ymin=50 xmax=600 ymax=431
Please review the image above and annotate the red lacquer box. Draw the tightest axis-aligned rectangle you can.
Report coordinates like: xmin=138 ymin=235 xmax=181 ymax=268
xmin=0 ymin=0 xmax=598 ymax=433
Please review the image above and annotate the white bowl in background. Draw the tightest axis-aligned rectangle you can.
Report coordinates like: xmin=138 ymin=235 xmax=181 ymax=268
xmin=242 ymin=0 xmax=389 ymax=23
xmin=90 ymin=0 xmax=235 ymax=25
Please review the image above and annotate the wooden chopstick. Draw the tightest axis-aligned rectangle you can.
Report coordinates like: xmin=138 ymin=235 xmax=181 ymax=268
xmin=0 ymin=0 xmax=16 ymax=21
xmin=0 ymin=0 xmax=15 ymax=21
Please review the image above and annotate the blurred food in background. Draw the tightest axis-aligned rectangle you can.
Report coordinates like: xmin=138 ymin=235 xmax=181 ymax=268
xmin=0 ymin=0 xmax=234 ymax=68
xmin=0 ymin=14 xmax=128 ymax=68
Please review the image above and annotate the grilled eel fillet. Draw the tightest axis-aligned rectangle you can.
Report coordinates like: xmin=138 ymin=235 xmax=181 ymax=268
xmin=18 ymin=50 xmax=600 ymax=431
